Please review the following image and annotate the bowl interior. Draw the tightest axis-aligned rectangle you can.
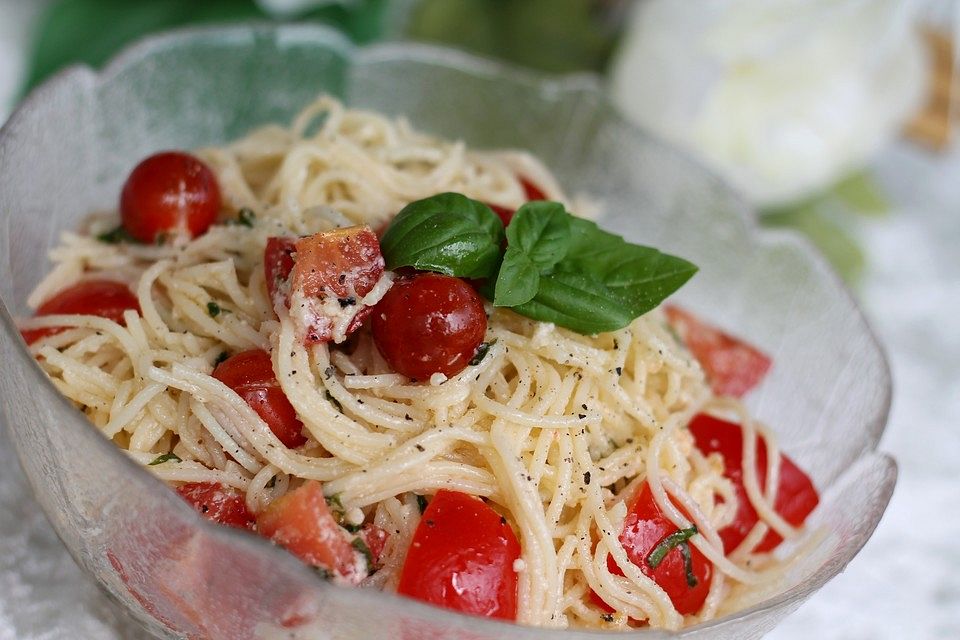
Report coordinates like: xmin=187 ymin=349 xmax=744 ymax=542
xmin=0 ymin=24 xmax=894 ymax=640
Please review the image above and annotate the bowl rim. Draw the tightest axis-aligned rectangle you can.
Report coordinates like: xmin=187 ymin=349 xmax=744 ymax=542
xmin=0 ymin=22 xmax=895 ymax=639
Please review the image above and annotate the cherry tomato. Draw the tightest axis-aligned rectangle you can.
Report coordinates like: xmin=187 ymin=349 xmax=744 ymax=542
xmin=592 ymin=483 xmax=712 ymax=616
xmin=120 ymin=151 xmax=221 ymax=243
xmin=689 ymin=413 xmax=819 ymax=553
xmin=256 ymin=481 xmax=362 ymax=580
xmin=487 ymin=177 xmax=549 ymax=228
xmin=665 ymin=305 xmax=772 ymax=398
xmin=397 ymin=490 xmax=521 ymax=620
xmin=372 ymin=273 xmax=487 ymax=379
xmin=264 ymin=236 xmax=297 ymax=312
xmin=212 ymin=349 xmax=306 ymax=448
xmin=21 ymin=279 xmax=140 ymax=344
xmin=176 ymin=481 xmax=254 ymax=530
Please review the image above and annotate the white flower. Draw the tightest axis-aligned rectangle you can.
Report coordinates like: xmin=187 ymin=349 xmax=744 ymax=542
xmin=610 ymin=0 xmax=927 ymax=207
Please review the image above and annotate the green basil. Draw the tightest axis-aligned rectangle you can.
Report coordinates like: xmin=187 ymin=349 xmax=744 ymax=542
xmin=380 ymin=193 xmax=504 ymax=278
xmin=493 ymin=247 xmax=540 ymax=307
xmin=512 ymin=268 xmax=635 ymax=334
xmin=504 ymin=201 xmax=570 ymax=271
xmin=148 ymin=452 xmax=181 ymax=466
xmin=97 ymin=225 xmax=137 ymax=244
xmin=646 ymin=524 xmax=698 ymax=569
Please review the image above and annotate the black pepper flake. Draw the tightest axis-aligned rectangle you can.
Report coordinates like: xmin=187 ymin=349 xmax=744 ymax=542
xmin=201 ymin=505 xmax=209 ymax=513
xmin=415 ymin=444 xmax=425 ymax=452
xmin=338 ymin=274 xmax=346 ymax=284
xmin=324 ymin=366 xmax=335 ymax=379
xmin=615 ymin=366 xmax=622 ymax=376
xmin=578 ymin=414 xmax=586 ymax=419
xmin=404 ymin=414 xmax=412 ymax=421
xmin=601 ymin=613 xmax=614 ymax=622
xmin=338 ymin=296 xmax=356 ymax=308
xmin=581 ymin=403 xmax=588 ymax=411
xmin=583 ymin=471 xmax=592 ymax=485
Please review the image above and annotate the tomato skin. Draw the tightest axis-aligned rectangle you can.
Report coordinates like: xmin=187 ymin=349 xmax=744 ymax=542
xmin=689 ymin=413 xmax=819 ymax=553
xmin=120 ymin=151 xmax=221 ymax=243
xmin=398 ymin=490 xmax=521 ymax=620
xmin=176 ymin=482 xmax=254 ymax=530
xmin=212 ymin=349 xmax=306 ymax=448
xmin=256 ymin=480 xmax=361 ymax=579
xmin=22 ymin=279 xmax=140 ymax=344
xmin=359 ymin=523 xmax=389 ymax=567
xmin=264 ymin=236 xmax=297 ymax=313
xmin=592 ymin=483 xmax=712 ymax=617
xmin=665 ymin=305 xmax=772 ymax=398
xmin=372 ymin=273 xmax=487 ymax=379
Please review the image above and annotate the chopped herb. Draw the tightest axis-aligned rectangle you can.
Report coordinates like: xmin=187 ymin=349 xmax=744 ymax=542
xmin=326 ymin=493 xmax=344 ymax=512
xmin=469 ymin=340 xmax=495 ymax=366
xmin=312 ymin=566 xmax=333 ymax=580
xmin=148 ymin=452 xmax=181 ymax=465
xmin=351 ymin=536 xmax=374 ymax=568
xmin=234 ymin=207 xmax=256 ymax=227
xmin=207 ymin=301 xmax=221 ymax=317
xmin=265 ymin=475 xmax=276 ymax=489
xmin=96 ymin=225 xmax=137 ymax=244
xmin=679 ymin=541 xmax=698 ymax=587
xmin=646 ymin=525 xmax=698 ymax=570
xmin=325 ymin=390 xmax=343 ymax=412
xmin=214 ymin=351 xmax=229 ymax=366
xmin=416 ymin=494 xmax=428 ymax=514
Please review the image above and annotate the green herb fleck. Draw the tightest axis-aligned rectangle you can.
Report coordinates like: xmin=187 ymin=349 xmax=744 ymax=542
xmin=207 ymin=301 xmax=221 ymax=317
xmin=97 ymin=225 xmax=137 ymax=244
xmin=327 ymin=493 xmax=344 ymax=512
xmin=214 ymin=351 xmax=229 ymax=366
xmin=351 ymin=536 xmax=374 ymax=568
xmin=416 ymin=494 xmax=428 ymax=514
xmin=148 ymin=452 xmax=181 ymax=466
xmin=469 ymin=340 xmax=495 ymax=366
xmin=312 ymin=566 xmax=333 ymax=580
xmin=646 ymin=525 xmax=698 ymax=570
xmin=679 ymin=540 xmax=698 ymax=587
xmin=155 ymin=232 xmax=169 ymax=246
xmin=236 ymin=207 xmax=256 ymax=227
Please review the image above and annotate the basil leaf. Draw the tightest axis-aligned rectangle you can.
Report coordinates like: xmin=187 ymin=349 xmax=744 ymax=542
xmin=148 ymin=452 xmax=181 ymax=466
xmin=505 ymin=201 xmax=570 ymax=271
xmin=493 ymin=247 xmax=540 ymax=307
xmin=380 ymin=193 xmax=504 ymax=278
xmin=513 ymin=268 xmax=634 ymax=334
xmin=564 ymin=218 xmax=698 ymax=317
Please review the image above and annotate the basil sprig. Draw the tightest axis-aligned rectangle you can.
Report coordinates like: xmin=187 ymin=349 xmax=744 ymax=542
xmin=380 ymin=193 xmax=504 ymax=278
xmin=379 ymin=193 xmax=698 ymax=335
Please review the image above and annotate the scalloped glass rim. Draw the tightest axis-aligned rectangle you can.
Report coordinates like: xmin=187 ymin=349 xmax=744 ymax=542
xmin=0 ymin=23 xmax=894 ymax=640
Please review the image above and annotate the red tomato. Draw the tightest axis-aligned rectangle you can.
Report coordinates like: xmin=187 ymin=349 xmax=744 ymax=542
xmin=372 ymin=273 xmax=487 ymax=379
xmin=689 ymin=413 xmax=819 ymax=553
xmin=21 ymin=279 xmax=140 ymax=344
xmin=120 ymin=151 xmax=222 ymax=244
xmin=397 ymin=490 xmax=520 ymax=620
xmin=592 ymin=483 xmax=712 ymax=617
xmin=664 ymin=305 xmax=772 ymax=398
xmin=359 ymin=523 xmax=389 ymax=567
xmin=256 ymin=480 xmax=363 ymax=580
xmin=264 ymin=236 xmax=297 ymax=313
xmin=176 ymin=482 xmax=254 ymax=530
xmin=486 ymin=177 xmax=549 ymax=228
xmin=212 ymin=349 xmax=306 ymax=448
xmin=267 ymin=226 xmax=384 ymax=343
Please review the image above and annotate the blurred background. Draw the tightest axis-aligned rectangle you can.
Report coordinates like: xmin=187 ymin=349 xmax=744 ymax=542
xmin=0 ymin=1 xmax=957 ymax=639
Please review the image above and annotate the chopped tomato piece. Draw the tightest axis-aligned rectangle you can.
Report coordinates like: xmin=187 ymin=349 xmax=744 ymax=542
xmin=398 ymin=490 xmax=521 ymax=620
xmin=256 ymin=480 xmax=363 ymax=581
xmin=22 ymin=280 xmax=140 ymax=344
xmin=689 ymin=413 xmax=819 ymax=553
xmin=176 ymin=482 xmax=254 ymax=530
xmin=665 ymin=305 xmax=772 ymax=397
xmin=266 ymin=226 xmax=385 ymax=344
xmin=592 ymin=483 xmax=712 ymax=616
xmin=359 ymin=523 xmax=389 ymax=567
xmin=212 ymin=349 xmax=306 ymax=448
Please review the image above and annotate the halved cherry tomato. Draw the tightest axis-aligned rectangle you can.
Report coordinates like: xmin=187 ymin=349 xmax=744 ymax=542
xmin=487 ymin=177 xmax=549 ymax=228
xmin=398 ymin=490 xmax=521 ymax=620
xmin=21 ymin=279 xmax=140 ymax=344
xmin=592 ymin=483 xmax=712 ymax=617
xmin=176 ymin=481 xmax=254 ymax=530
xmin=120 ymin=151 xmax=221 ymax=243
xmin=372 ymin=273 xmax=487 ymax=379
xmin=689 ymin=413 xmax=819 ymax=553
xmin=267 ymin=226 xmax=384 ymax=343
xmin=665 ymin=305 xmax=772 ymax=398
xmin=256 ymin=480 xmax=363 ymax=581
xmin=212 ymin=349 xmax=306 ymax=448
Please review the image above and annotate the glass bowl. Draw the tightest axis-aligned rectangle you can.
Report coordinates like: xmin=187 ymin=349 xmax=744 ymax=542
xmin=0 ymin=24 xmax=894 ymax=640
